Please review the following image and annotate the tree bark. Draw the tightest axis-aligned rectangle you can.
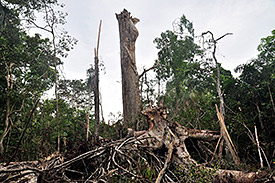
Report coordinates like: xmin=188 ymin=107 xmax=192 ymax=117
xmin=94 ymin=50 xmax=100 ymax=138
xmin=0 ymin=92 xmax=10 ymax=155
xmin=255 ymin=103 xmax=264 ymax=130
xmin=116 ymin=9 xmax=141 ymax=129
xmin=267 ymin=85 xmax=275 ymax=115
xmin=0 ymin=62 xmax=14 ymax=155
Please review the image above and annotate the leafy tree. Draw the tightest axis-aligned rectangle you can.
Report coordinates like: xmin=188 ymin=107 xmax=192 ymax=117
xmin=21 ymin=98 xmax=88 ymax=160
xmin=232 ymin=30 xmax=275 ymax=163
xmin=26 ymin=1 xmax=77 ymax=152
xmin=154 ymin=15 xmax=202 ymax=90
xmin=0 ymin=30 xmax=56 ymax=156
xmin=153 ymin=15 xmax=250 ymax=167
xmin=0 ymin=0 xmax=59 ymax=32
xmin=59 ymin=78 xmax=94 ymax=141
xmin=258 ymin=30 xmax=275 ymax=116
xmin=0 ymin=0 xmax=76 ymax=160
xmin=58 ymin=79 xmax=90 ymax=109
xmin=153 ymin=15 xmax=221 ymax=129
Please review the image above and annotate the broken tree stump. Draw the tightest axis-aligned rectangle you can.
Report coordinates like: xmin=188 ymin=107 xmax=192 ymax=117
xmin=116 ymin=9 xmax=142 ymax=129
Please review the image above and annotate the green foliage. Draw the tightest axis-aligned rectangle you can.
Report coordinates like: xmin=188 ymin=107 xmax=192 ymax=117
xmin=139 ymin=159 xmax=156 ymax=181
xmin=100 ymin=123 xmax=118 ymax=139
xmin=0 ymin=20 xmax=56 ymax=159
xmin=153 ymin=14 xmax=274 ymax=168
xmin=0 ymin=0 xmax=59 ymax=34
xmin=175 ymin=163 xmax=218 ymax=183
xmin=258 ymin=29 xmax=275 ymax=63
xmin=231 ymin=30 xmax=275 ymax=164
xmin=2 ymin=98 xmax=91 ymax=161
xmin=0 ymin=0 xmax=80 ymax=161
xmin=58 ymin=79 xmax=91 ymax=109
xmin=153 ymin=15 xmax=201 ymax=84
xmin=153 ymin=15 xmax=221 ymax=129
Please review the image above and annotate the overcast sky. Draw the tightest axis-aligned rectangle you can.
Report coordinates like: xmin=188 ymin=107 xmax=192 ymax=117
xmin=52 ymin=0 xmax=275 ymax=120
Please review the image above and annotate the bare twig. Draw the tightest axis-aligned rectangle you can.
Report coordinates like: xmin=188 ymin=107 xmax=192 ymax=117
xmin=0 ymin=167 xmax=42 ymax=174
xmin=255 ymin=126 xmax=263 ymax=168
xmin=2 ymin=171 xmax=37 ymax=183
xmin=112 ymin=148 xmax=142 ymax=180
xmin=241 ymin=122 xmax=271 ymax=169
xmin=54 ymin=148 xmax=106 ymax=170
xmin=211 ymin=136 xmax=222 ymax=161
xmin=139 ymin=65 xmax=156 ymax=79
xmin=155 ymin=141 xmax=173 ymax=183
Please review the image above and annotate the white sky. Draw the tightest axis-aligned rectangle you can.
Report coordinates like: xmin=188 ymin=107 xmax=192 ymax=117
xmin=51 ymin=0 xmax=275 ymax=120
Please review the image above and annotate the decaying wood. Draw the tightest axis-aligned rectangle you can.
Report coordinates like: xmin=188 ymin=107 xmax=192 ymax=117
xmin=116 ymin=9 xmax=141 ymax=129
xmin=215 ymin=104 xmax=240 ymax=165
xmin=0 ymin=106 xmax=273 ymax=182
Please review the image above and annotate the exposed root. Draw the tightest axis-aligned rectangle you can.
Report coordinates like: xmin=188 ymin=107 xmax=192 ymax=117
xmin=0 ymin=106 xmax=273 ymax=182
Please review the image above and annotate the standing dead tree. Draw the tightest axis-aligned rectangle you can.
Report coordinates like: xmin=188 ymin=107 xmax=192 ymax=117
xmin=202 ymin=31 xmax=240 ymax=165
xmin=94 ymin=20 xmax=102 ymax=139
xmin=116 ymin=9 xmax=141 ymax=130
xmin=201 ymin=31 xmax=232 ymax=117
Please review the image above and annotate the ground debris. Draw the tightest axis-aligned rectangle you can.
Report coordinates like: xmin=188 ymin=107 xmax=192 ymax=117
xmin=0 ymin=106 xmax=273 ymax=182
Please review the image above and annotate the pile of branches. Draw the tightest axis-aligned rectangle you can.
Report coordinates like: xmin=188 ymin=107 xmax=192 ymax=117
xmin=0 ymin=106 xmax=273 ymax=182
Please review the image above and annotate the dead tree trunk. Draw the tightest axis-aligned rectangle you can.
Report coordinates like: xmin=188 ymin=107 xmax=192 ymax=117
xmin=202 ymin=31 xmax=240 ymax=165
xmin=94 ymin=20 xmax=102 ymax=138
xmin=116 ymin=9 xmax=141 ymax=129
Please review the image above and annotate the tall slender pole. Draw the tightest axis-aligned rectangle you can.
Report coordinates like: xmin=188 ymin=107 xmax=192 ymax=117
xmin=94 ymin=20 xmax=102 ymax=138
